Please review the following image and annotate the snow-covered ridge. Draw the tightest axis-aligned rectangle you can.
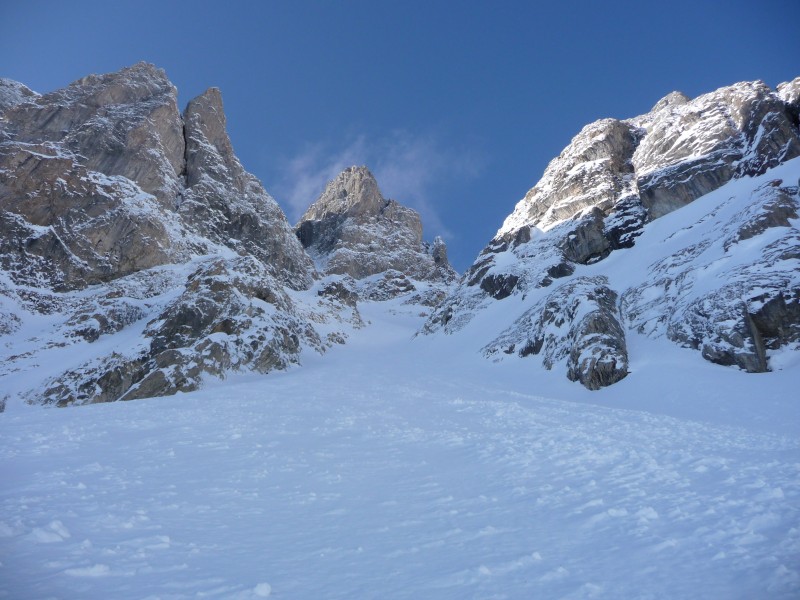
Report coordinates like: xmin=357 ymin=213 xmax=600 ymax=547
xmin=497 ymin=78 xmax=800 ymax=239
xmin=425 ymin=77 xmax=800 ymax=389
xmin=0 ymin=78 xmax=39 ymax=113
xmin=482 ymin=159 xmax=799 ymax=380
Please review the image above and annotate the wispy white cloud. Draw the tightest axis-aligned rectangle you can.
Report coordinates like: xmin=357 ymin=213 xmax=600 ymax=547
xmin=274 ymin=136 xmax=368 ymax=220
xmin=268 ymin=131 xmax=483 ymax=241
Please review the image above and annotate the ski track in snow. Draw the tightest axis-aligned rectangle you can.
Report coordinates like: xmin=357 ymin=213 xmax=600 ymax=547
xmin=1 ymin=301 xmax=799 ymax=599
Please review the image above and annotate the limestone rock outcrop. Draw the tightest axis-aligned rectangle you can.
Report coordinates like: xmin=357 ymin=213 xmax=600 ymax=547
xmin=0 ymin=78 xmax=38 ymax=112
xmin=3 ymin=64 xmax=798 ymax=402
xmin=484 ymin=277 xmax=629 ymax=390
xmin=463 ymin=78 xmax=800 ymax=306
xmin=295 ymin=165 xmax=456 ymax=295
xmin=0 ymin=64 xmax=188 ymax=290
xmin=621 ymin=177 xmax=800 ymax=373
xmin=631 ymin=80 xmax=800 ymax=218
xmin=179 ymin=88 xmax=314 ymax=289
xmin=35 ymin=257 xmax=327 ymax=406
xmin=0 ymin=63 xmax=313 ymax=292
xmin=0 ymin=142 xmax=183 ymax=290
xmin=1 ymin=63 xmax=186 ymax=208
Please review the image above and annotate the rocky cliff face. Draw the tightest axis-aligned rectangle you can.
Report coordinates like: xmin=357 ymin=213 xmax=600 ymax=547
xmin=0 ymin=63 xmax=313 ymax=291
xmin=425 ymin=77 xmax=800 ymax=389
xmin=179 ymin=88 xmax=314 ymax=289
xmin=0 ymin=79 xmax=38 ymax=113
xmin=32 ymin=256 xmax=333 ymax=407
xmin=621 ymin=175 xmax=800 ymax=373
xmin=295 ymin=165 xmax=456 ymax=299
xmin=0 ymin=67 xmax=185 ymax=291
xmin=1 ymin=64 xmax=186 ymax=209
xmin=0 ymin=63 xmax=345 ymax=407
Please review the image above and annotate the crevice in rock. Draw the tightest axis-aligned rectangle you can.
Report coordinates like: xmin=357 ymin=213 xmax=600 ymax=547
xmin=742 ymin=303 xmax=769 ymax=373
xmin=179 ymin=114 xmax=189 ymax=190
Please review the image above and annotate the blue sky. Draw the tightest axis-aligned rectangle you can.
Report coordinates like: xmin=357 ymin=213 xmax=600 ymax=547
xmin=2 ymin=0 xmax=798 ymax=271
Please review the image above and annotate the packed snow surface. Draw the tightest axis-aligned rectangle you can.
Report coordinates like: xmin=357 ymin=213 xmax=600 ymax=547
xmin=1 ymin=296 xmax=799 ymax=599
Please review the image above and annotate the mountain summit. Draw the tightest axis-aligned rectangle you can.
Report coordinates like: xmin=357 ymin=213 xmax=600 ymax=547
xmin=295 ymin=165 xmax=455 ymax=302
xmin=296 ymin=165 xmax=455 ymax=282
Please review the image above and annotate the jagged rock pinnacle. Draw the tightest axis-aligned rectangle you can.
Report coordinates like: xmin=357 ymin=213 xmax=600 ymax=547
xmin=295 ymin=165 xmax=456 ymax=286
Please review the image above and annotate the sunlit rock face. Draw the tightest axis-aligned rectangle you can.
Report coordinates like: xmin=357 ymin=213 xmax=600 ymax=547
xmin=295 ymin=165 xmax=457 ymax=294
xmin=1 ymin=63 xmax=186 ymax=209
xmin=425 ymin=77 xmax=800 ymax=388
xmin=0 ymin=64 xmax=188 ymax=290
xmin=0 ymin=64 xmax=349 ymax=407
xmin=2 ymin=65 xmax=798 ymax=402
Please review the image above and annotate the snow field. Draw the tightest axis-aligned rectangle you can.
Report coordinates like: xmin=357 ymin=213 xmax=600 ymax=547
xmin=1 ymin=301 xmax=798 ymax=599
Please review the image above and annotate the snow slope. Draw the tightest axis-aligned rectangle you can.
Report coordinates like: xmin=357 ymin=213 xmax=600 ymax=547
xmin=430 ymin=156 xmax=800 ymax=388
xmin=1 ymin=296 xmax=798 ymax=599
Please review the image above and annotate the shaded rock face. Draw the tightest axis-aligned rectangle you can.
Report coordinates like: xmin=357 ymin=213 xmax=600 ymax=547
xmin=0 ymin=63 xmax=339 ymax=407
xmin=484 ymin=277 xmax=628 ymax=390
xmin=426 ymin=76 xmax=800 ymax=387
xmin=35 ymin=257 xmax=325 ymax=407
xmin=622 ymin=178 xmax=800 ymax=373
xmin=7 ymin=252 xmax=361 ymax=408
xmin=295 ymin=166 xmax=456 ymax=294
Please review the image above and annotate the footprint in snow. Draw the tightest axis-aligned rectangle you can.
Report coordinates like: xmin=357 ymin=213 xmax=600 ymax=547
xmin=27 ymin=520 xmax=70 ymax=543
